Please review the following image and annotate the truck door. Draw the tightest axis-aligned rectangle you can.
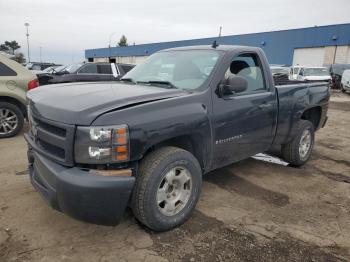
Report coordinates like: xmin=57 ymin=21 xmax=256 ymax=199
xmin=211 ymin=52 xmax=278 ymax=169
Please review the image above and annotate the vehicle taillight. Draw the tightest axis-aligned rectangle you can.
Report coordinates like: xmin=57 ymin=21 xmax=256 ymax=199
xmin=28 ymin=79 xmax=39 ymax=90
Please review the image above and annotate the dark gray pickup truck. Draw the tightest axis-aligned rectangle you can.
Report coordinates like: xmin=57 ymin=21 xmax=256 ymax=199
xmin=25 ymin=45 xmax=330 ymax=231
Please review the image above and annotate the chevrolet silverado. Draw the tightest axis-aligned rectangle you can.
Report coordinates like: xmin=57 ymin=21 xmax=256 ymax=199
xmin=25 ymin=45 xmax=330 ymax=231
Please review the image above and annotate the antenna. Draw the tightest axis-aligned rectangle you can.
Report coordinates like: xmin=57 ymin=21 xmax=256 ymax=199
xmin=212 ymin=26 xmax=222 ymax=48
xmin=212 ymin=40 xmax=219 ymax=48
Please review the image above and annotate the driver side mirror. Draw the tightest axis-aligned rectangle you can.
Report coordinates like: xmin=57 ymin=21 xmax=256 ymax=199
xmin=218 ymin=76 xmax=248 ymax=97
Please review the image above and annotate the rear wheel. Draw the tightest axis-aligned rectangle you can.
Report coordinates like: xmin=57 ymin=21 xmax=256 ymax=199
xmin=0 ymin=102 xmax=24 ymax=138
xmin=132 ymin=146 xmax=202 ymax=231
xmin=341 ymin=84 xmax=346 ymax=93
xmin=281 ymin=120 xmax=315 ymax=166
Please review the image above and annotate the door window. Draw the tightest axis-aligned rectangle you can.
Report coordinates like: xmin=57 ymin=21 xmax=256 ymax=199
xmin=120 ymin=65 xmax=134 ymax=73
xmin=98 ymin=64 xmax=112 ymax=74
xmin=223 ymin=53 xmax=266 ymax=94
xmin=78 ymin=64 xmax=98 ymax=74
xmin=0 ymin=62 xmax=17 ymax=76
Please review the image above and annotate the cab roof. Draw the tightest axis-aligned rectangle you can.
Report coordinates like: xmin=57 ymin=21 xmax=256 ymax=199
xmin=161 ymin=45 xmax=261 ymax=53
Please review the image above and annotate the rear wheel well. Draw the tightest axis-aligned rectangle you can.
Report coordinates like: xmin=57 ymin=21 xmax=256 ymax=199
xmin=144 ymin=135 xmax=205 ymax=171
xmin=0 ymin=96 xmax=27 ymax=118
xmin=301 ymin=107 xmax=321 ymax=130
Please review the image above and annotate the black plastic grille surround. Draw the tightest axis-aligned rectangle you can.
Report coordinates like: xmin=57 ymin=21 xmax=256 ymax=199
xmin=28 ymin=108 xmax=75 ymax=166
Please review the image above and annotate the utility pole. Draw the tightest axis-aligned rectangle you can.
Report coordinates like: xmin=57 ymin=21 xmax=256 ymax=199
xmin=39 ymin=46 xmax=42 ymax=63
xmin=24 ymin=23 xmax=30 ymax=63
xmin=108 ymin=32 xmax=116 ymax=62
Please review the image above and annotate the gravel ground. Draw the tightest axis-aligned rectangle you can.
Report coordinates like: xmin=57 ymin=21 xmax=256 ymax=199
xmin=0 ymin=92 xmax=349 ymax=262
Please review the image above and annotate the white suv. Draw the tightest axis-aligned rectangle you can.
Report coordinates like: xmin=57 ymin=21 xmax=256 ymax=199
xmin=341 ymin=69 xmax=350 ymax=93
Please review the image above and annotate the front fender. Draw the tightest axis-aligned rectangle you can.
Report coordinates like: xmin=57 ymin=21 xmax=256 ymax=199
xmin=92 ymin=93 xmax=212 ymax=169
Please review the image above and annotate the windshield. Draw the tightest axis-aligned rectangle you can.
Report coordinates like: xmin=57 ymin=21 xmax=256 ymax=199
xmin=270 ymin=67 xmax=289 ymax=75
xmin=304 ymin=68 xmax=329 ymax=76
xmin=43 ymin=66 xmax=54 ymax=72
xmin=122 ymin=50 xmax=221 ymax=90
xmin=53 ymin=65 xmax=66 ymax=72
xmin=64 ymin=63 xmax=83 ymax=73
xmin=293 ymin=67 xmax=300 ymax=74
xmin=43 ymin=66 xmax=60 ymax=73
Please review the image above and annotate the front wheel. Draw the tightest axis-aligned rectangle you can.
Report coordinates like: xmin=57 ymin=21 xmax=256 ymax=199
xmin=281 ymin=120 xmax=315 ymax=167
xmin=132 ymin=146 xmax=202 ymax=231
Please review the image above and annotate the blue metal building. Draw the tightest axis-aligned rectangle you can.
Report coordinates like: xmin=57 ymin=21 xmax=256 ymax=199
xmin=85 ymin=23 xmax=350 ymax=66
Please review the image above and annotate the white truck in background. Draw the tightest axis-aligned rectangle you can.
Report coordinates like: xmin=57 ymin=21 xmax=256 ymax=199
xmin=341 ymin=69 xmax=350 ymax=93
xmin=289 ymin=66 xmax=331 ymax=82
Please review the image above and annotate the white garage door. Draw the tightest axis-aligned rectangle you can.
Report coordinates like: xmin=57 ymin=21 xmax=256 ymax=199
xmin=293 ymin=47 xmax=325 ymax=67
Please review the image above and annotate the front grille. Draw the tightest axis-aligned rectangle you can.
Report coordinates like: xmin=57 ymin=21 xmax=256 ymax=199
xmin=34 ymin=117 xmax=66 ymax=137
xmin=37 ymin=138 xmax=66 ymax=159
xmin=28 ymin=108 xmax=75 ymax=166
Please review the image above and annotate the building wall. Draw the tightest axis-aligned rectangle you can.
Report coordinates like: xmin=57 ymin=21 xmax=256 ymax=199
xmin=93 ymin=57 xmax=109 ymax=62
xmin=292 ymin=47 xmax=325 ymax=66
xmin=86 ymin=23 xmax=350 ymax=66
xmin=115 ymin=56 xmax=148 ymax=64
xmin=334 ymin=45 xmax=350 ymax=64
xmin=104 ymin=46 xmax=350 ymax=66
xmin=292 ymin=45 xmax=350 ymax=66
xmin=92 ymin=56 xmax=148 ymax=64
xmin=323 ymin=46 xmax=337 ymax=65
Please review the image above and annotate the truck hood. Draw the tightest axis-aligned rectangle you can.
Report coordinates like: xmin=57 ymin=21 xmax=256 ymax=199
xmin=304 ymin=76 xmax=331 ymax=81
xmin=27 ymin=82 xmax=186 ymax=125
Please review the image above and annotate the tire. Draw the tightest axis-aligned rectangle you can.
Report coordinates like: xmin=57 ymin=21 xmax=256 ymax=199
xmin=281 ymin=120 xmax=315 ymax=167
xmin=341 ymin=84 xmax=346 ymax=93
xmin=0 ymin=102 xmax=24 ymax=138
xmin=132 ymin=146 xmax=202 ymax=231
xmin=340 ymin=84 xmax=345 ymax=93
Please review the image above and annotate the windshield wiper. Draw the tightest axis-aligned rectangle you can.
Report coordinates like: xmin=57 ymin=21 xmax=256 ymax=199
xmin=137 ymin=80 xmax=177 ymax=89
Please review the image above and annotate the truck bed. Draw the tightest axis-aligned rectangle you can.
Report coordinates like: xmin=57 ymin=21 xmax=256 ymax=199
xmin=273 ymin=81 xmax=330 ymax=146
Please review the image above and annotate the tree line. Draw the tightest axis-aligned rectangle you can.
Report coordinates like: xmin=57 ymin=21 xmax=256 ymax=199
xmin=0 ymin=35 xmax=129 ymax=65
xmin=0 ymin=40 xmax=26 ymax=64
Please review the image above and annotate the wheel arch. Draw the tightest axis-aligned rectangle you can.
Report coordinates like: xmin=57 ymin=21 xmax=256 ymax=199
xmin=0 ymin=96 xmax=27 ymax=118
xmin=300 ymin=106 xmax=322 ymax=130
xmin=142 ymin=134 xmax=207 ymax=172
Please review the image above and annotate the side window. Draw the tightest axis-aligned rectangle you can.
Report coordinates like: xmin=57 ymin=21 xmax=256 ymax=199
xmin=120 ymin=65 xmax=134 ymax=73
xmin=78 ymin=64 xmax=97 ymax=74
xmin=31 ymin=64 xmax=41 ymax=70
xmin=224 ymin=53 xmax=266 ymax=94
xmin=98 ymin=64 xmax=112 ymax=74
xmin=0 ymin=62 xmax=17 ymax=76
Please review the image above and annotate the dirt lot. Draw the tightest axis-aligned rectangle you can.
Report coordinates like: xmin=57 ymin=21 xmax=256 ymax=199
xmin=1 ymin=92 xmax=349 ymax=262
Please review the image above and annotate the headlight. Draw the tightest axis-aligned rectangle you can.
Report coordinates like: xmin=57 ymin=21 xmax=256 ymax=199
xmin=75 ymin=125 xmax=129 ymax=164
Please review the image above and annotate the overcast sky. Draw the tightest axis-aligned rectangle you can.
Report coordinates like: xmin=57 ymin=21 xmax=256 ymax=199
xmin=0 ymin=0 xmax=349 ymax=64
